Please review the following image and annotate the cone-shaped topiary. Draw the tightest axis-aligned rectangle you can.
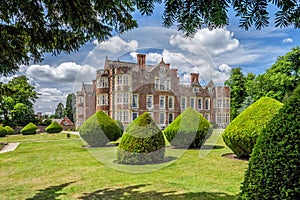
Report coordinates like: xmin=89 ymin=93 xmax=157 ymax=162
xmin=45 ymin=121 xmax=63 ymax=133
xmin=164 ymin=107 xmax=212 ymax=148
xmin=4 ymin=126 xmax=15 ymax=135
xmin=222 ymin=97 xmax=283 ymax=158
xmin=79 ymin=111 xmax=122 ymax=147
xmin=21 ymin=122 xmax=38 ymax=135
xmin=117 ymin=112 xmax=165 ymax=164
xmin=0 ymin=125 xmax=7 ymax=137
xmin=239 ymin=86 xmax=300 ymax=199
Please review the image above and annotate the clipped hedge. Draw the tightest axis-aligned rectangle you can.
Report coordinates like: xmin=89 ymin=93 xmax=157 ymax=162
xmin=0 ymin=126 xmax=7 ymax=137
xmin=117 ymin=112 xmax=165 ymax=164
xmin=222 ymin=97 xmax=283 ymax=158
xmin=79 ymin=111 xmax=122 ymax=147
xmin=240 ymin=86 xmax=300 ymax=199
xmin=164 ymin=107 xmax=212 ymax=148
xmin=4 ymin=126 xmax=15 ymax=135
xmin=45 ymin=121 xmax=63 ymax=133
xmin=21 ymin=122 xmax=38 ymax=135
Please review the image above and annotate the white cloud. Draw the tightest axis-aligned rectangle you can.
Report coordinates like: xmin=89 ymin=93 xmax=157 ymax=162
xmin=282 ymin=38 xmax=293 ymax=43
xmin=93 ymin=36 xmax=139 ymax=53
xmin=169 ymin=28 xmax=239 ymax=56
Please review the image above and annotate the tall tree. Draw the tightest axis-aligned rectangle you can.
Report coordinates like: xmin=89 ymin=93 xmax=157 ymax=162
xmin=248 ymin=46 xmax=300 ymax=103
xmin=64 ymin=93 xmax=76 ymax=123
xmin=1 ymin=1 xmax=300 ymax=75
xmin=0 ymin=76 xmax=38 ymax=126
xmin=55 ymin=103 xmax=65 ymax=119
xmin=225 ymin=67 xmax=246 ymax=120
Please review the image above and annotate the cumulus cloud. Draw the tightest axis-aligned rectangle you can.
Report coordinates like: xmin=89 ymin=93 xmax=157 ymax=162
xmin=93 ymin=36 xmax=139 ymax=53
xmin=26 ymin=62 xmax=96 ymax=86
xmin=169 ymin=28 xmax=239 ymax=56
xmin=282 ymin=38 xmax=293 ymax=43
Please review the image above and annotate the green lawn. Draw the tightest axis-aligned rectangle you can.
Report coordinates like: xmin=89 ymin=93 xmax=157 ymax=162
xmin=0 ymin=130 xmax=248 ymax=200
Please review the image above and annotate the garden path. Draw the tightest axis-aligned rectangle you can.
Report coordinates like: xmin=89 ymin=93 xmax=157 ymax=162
xmin=0 ymin=143 xmax=20 ymax=153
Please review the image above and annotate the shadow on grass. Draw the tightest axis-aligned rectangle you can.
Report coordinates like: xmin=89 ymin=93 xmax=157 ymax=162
xmin=201 ymin=145 xmax=225 ymax=150
xmin=26 ymin=181 xmax=75 ymax=200
xmin=79 ymin=184 xmax=237 ymax=200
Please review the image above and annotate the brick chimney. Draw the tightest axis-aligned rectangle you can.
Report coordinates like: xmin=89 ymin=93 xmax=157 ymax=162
xmin=137 ymin=54 xmax=146 ymax=70
xmin=171 ymin=69 xmax=178 ymax=77
xmin=190 ymin=73 xmax=199 ymax=84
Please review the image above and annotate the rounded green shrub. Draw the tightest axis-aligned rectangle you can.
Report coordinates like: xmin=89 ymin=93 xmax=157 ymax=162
xmin=4 ymin=126 xmax=15 ymax=135
xmin=79 ymin=111 xmax=122 ymax=147
xmin=45 ymin=121 xmax=63 ymax=133
xmin=164 ymin=107 xmax=212 ymax=148
xmin=0 ymin=126 xmax=7 ymax=137
xmin=239 ymin=86 xmax=300 ymax=199
xmin=222 ymin=97 xmax=283 ymax=158
xmin=117 ymin=112 xmax=165 ymax=164
xmin=21 ymin=122 xmax=38 ymax=135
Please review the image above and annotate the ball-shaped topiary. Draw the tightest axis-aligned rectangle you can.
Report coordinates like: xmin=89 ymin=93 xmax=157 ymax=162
xmin=79 ymin=111 xmax=122 ymax=147
xmin=0 ymin=126 xmax=7 ymax=137
xmin=239 ymin=86 xmax=300 ymax=199
xmin=117 ymin=112 xmax=165 ymax=164
xmin=222 ymin=97 xmax=283 ymax=158
xmin=21 ymin=122 xmax=38 ymax=135
xmin=45 ymin=121 xmax=63 ymax=133
xmin=164 ymin=107 xmax=212 ymax=148
xmin=4 ymin=126 xmax=15 ymax=135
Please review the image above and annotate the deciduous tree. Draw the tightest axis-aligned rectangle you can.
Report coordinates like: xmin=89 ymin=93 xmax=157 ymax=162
xmin=1 ymin=0 xmax=300 ymax=75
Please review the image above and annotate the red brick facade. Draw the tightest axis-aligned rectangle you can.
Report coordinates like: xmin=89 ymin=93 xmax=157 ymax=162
xmin=76 ymin=54 xmax=230 ymax=128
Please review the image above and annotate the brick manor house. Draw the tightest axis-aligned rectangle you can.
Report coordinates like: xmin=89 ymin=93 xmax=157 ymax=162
xmin=76 ymin=54 xmax=230 ymax=129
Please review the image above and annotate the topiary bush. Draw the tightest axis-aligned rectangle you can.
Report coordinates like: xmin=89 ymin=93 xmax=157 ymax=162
xmin=0 ymin=125 xmax=7 ymax=137
xmin=117 ymin=112 xmax=165 ymax=165
xmin=222 ymin=97 xmax=283 ymax=158
xmin=79 ymin=111 xmax=122 ymax=147
xmin=4 ymin=126 xmax=15 ymax=135
xmin=45 ymin=121 xmax=63 ymax=133
xmin=21 ymin=122 xmax=38 ymax=135
xmin=239 ymin=86 xmax=300 ymax=199
xmin=164 ymin=107 xmax=212 ymax=148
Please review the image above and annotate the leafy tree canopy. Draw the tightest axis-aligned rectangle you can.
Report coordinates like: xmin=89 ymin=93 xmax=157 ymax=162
xmin=1 ymin=0 xmax=300 ymax=75
xmin=55 ymin=103 xmax=64 ymax=119
xmin=225 ymin=67 xmax=246 ymax=120
xmin=0 ymin=76 xmax=38 ymax=126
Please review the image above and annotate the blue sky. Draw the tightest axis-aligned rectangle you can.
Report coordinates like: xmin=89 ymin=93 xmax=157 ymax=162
xmin=1 ymin=4 xmax=299 ymax=114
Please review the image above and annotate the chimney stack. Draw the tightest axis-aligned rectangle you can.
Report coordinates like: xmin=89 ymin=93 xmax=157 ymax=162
xmin=137 ymin=54 xmax=146 ymax=70
xmin=171 ymin=69 xmax=178 ymax=77
xmin=190 ymin=73 xmax=199 ymax=84
xmin=166 ymin=63 xmax=170 ymax=69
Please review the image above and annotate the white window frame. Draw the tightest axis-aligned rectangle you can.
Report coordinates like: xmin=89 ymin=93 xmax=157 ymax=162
xmin=123 ymin=92 xmax=129 ymax=104
xmin=198 ymin=98 xmax=203 ymax=110
xmin=159 ymin=112 xmax=165 ymax=124
xmin=168 ymin=113 xmax=174 ymax=124
xmin=190 ymin=97 xmax=196 ymax=109
xmin=132 ymin=112 xmax=138 ymax=121
xmin=168 ymin=96 xmax=174 ymax=109
xmin=116 ymin=93 xmax=122 ymax=104
xmin=132 ymin=94 xmax=138 ymax=108
xmin=205 ymin=98 xmax=210 ymax=110
xmin=181 ymin=97 xmax=187 ymax=110
xmin=159 ymin=96 xmax=165 ymax=110
xmin=155 ymin=77 xmax=160 ymax=90
xmin=147 ymin=95 xmax=153 ymax=109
